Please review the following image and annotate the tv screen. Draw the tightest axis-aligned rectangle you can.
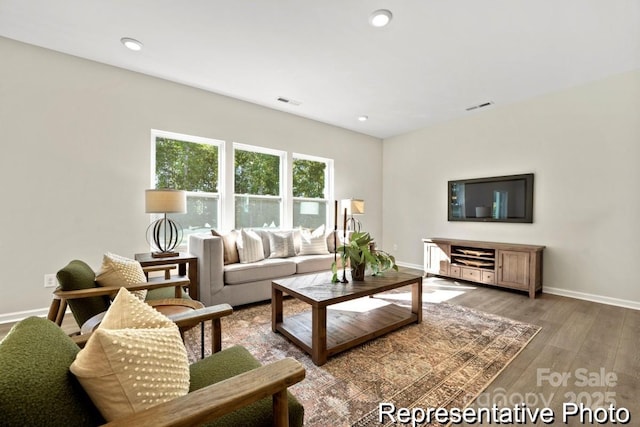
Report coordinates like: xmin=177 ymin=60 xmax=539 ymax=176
xmin=448 ymin=173 xmax=534 ymax=223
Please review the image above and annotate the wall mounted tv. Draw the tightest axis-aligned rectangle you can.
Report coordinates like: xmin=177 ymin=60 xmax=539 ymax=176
xmin=448 ymin=173 xmax=534 ymax=223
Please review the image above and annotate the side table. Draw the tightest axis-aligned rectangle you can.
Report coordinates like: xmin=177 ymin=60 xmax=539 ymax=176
xmin=135 ymin=252 xmax=199 ymax=301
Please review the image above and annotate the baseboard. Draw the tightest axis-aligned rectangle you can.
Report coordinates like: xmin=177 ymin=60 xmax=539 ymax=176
xmin=396 ymin=261 xmax=640 ymax=311
xmin=543 ymin=287 xmax=640 ymax=311
xmin=0 ymin=308 xmax=50 ymax=325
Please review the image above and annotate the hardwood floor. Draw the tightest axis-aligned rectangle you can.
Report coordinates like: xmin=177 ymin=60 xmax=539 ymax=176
xmin=2 ymin=271 xmax=638 ymax=425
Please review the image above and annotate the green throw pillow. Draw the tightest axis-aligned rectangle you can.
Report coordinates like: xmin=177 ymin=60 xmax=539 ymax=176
xmin=0 ymin=317 xmax=104 ymax=426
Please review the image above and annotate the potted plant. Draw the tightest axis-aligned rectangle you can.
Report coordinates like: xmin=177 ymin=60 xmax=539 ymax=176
xmin=336 ymin=231 xmax=398 ymax=281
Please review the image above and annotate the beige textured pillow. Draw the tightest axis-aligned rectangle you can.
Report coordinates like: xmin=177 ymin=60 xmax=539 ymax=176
xmin=211 ymin=229 xmax=240 ymax=264
xmin=70 ymin=288 xmax=190 ymax=421
xmin=96 ymin=252 xmax=147 ymax=300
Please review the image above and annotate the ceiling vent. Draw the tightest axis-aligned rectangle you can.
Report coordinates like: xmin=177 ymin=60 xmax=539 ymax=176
xmin=277 ymin=97 xmax=301 ymax=106
xmin=465 ymin=101 xmax=494 ymax=111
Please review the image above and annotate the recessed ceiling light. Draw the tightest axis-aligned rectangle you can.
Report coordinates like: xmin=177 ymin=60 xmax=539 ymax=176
xmin=120 ymin=37 xmax=143 ymax=51
xmin=369 ymin=9 xmax=392 ymax=27
xmin=358 ymin=115 xmax=369 ymax=122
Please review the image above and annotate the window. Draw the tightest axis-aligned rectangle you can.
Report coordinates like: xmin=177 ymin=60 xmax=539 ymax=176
xmin=152 ymin=130 xmax=221 ymax=245
xmin=234 ymin=144 xmax=283 ymax=228
xmin=292 ymin=155 xmax=332 ymax=229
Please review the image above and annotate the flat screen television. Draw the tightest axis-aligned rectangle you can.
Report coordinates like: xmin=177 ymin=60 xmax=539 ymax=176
xmin=448 ymin=173 xmax=534 ymax=223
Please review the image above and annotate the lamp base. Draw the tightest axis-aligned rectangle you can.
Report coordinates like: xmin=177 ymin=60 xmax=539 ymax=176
xmin=151 ymin=251 xmax=180 ymax=258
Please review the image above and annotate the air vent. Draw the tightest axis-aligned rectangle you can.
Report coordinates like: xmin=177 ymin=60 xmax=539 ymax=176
xmin=465 ymin=101 xmax=494 ymax=112
xmin=277 ymin=97 xmax=301 ymax=106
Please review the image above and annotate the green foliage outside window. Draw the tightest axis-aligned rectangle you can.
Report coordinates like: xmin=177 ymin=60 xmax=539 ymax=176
xmin=293 ymin=159 xmax=326 ymax=198
xmin=234 ymin=150 xmax=280 ymax=195
xmin=155 ymin=138 xmax=218 ymax=192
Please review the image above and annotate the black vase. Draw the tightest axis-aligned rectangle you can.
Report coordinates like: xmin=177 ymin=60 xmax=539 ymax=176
xmin=352 ymin=263 xmax=366 ymax=281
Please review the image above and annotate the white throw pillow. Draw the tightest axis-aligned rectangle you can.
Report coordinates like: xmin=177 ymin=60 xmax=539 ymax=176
xmin=268 ymin=231 xmax=296 ymax=258
xmin=96 ymin=252 xmax=147 ymax=300
xmin=70 ymin=288 xmax=190 ymax=421
xmin=299 ymin=225 xmax=329 ymax=255
xmin=236 ymin=229 xmax=265 ymax=263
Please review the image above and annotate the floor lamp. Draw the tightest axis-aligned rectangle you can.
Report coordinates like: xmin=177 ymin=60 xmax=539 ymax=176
xmin=145 ymin=189 xmax=187 ymax=258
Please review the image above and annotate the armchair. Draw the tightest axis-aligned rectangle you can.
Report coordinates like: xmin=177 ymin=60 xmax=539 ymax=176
xmin=2 ymin=310 xmax=305 ymax=426
xmin=48 ymin=259 xmax=202 ymax=334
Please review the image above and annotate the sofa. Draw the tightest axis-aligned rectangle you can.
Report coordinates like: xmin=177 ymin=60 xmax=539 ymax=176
xmin=189 ymin=227 xmax=338 ymax=307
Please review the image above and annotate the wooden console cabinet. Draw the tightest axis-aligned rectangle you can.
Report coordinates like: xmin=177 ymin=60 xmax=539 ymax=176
xmin=423 ymin=238 xmax=545 ymax=298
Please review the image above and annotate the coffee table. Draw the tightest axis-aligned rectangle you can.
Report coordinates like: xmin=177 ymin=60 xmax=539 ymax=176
xmin=271 ymin=270 xmax=422 ymax=366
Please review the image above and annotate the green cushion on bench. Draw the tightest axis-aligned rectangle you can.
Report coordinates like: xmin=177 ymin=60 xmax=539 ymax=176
xmin=0 ymin=317 xmax=105 ymax=426
xmin=189 ymin=345 xmax=304 ymax=427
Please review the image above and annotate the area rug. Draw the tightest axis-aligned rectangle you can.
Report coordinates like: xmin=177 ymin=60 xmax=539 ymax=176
xmin=184 ymin=294 xmax=540 ymax=427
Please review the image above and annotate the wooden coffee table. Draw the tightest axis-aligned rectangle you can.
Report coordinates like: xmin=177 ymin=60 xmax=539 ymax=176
xmin=271 ymin=271 xmax=422 ymax=366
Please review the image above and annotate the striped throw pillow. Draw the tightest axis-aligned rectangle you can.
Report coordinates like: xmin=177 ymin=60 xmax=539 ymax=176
xmin=299 ymin=225 xmax=329 ymax=255
xmin=237 ymin=229 xmax=265 ymax=263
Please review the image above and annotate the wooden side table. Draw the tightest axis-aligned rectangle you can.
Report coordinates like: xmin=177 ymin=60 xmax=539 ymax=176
xmin=135 ymin=252 xmax=199 ymax=301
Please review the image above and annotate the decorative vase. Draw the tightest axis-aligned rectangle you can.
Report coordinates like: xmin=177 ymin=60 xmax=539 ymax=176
xmin=352 ymin=263 xmax=366 ymax=281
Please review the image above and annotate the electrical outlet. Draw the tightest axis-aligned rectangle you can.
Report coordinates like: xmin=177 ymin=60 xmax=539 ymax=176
xmin=44 ymin=274 xmax=58 ymax=288
xmin=392 ymin=243 xmax=398 ymax=251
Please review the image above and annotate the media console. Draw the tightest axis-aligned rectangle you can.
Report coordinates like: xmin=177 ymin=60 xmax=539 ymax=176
xmin=423 ymin=238 xmax=545 ymax=298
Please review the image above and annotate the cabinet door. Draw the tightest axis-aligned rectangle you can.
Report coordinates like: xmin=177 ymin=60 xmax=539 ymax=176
xmin=424 ymin=242 xmax=450 ymax=275
xmin=497 ymin=250 xmax=530 ymax=289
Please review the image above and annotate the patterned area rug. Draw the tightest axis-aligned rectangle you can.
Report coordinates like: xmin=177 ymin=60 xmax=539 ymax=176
xmin=184 ymin=292 xmax=540 ymax=427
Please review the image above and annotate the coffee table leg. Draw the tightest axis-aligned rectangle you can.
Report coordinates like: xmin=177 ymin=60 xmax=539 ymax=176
xmin=272 ymin=287 xmax=283 ymax=332
xmin=412 ymin=278 xmax=423 ymax=323
xmin=311 ymin=305 xmax=327 ymax=365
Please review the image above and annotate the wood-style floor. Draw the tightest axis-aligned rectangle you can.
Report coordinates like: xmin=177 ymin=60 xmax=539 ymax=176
xmin=2 ymin=271 xmax=638 ymax=425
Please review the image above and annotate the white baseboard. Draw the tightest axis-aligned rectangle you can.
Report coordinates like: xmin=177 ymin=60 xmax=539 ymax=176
xmin=543 ymin=287 xmax=640 ymax=311
xmin=0 ymin=308 xmax=50 ymax=325
xmin=396 ymin=261 xmax=640 ymax=311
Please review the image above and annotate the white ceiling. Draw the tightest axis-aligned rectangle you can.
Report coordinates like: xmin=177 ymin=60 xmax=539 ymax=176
xmin=1 ymin=0 xmax=639 ymax=139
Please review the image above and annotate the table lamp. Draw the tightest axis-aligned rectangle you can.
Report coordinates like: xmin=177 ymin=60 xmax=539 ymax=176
xmin=342 ymin=198 xmax=365 ymax=232
xmin=145 ymin=189 xmax=187 ymax=258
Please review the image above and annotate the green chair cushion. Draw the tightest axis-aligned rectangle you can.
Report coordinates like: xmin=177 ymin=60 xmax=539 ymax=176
xmin=190 ymin=345 xmax=304 ymax=427
xmin=0 ymin=317 xmax=105 ymax=426
xmin=57 ymin=260 xmax=110 ymax=327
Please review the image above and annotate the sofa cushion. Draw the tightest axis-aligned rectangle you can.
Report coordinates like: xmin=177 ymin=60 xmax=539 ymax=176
xmin=294 ymin=254 xmax=336 ymax=274
xmin=268 ymin=231 xmax=296 ymax=258
xmin=237 ymin=229 xmax=266 ymax=263
xmin=224 ymin=258 xmax=296 ymax=285
xmin=211 ymin=229 xmax=240 ymax=265
xmin=70 ymin=288 xmax=190 ymax=421
xmin=96 ymin=252 xmax=148 ymax=301
xmin=0 ymin=317 xmax=105 ymax=426
xmin=298 ymin=225 xmax=329 ymax=255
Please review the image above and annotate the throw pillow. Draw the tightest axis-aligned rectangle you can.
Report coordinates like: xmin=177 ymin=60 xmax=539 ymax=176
xmin=96 ymin=252 xmax=148 ymax=300
xmin=236 ymin=229 xmax=265 ymax=263
xmin=299 ymin=225 xmax=329 ymax=255
xmin=211 ymin=229 xmax=240 ymax=265
xmin=268 ymin=231 xmax=296 ymax=258
xmin=70 ymin=288 xmax=190 ymax=422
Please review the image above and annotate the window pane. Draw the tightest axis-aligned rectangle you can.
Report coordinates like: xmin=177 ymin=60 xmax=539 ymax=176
xmin=156 ymin=137 xmax=218 ymax=192
xmin=235 ymin=196 xmax=281 ymax=228
xmin=235 ymin=150 xmax=280 ymax=195
xmin=168 ymin=194 xmax=218 ymax=245
xmin=293 ymin=159 xmax=326 ymax=198
xmin=293 ymin=200 xmax=327 ymax=229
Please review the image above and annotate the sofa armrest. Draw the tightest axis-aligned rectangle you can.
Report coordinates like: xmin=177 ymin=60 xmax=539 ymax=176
xmin=188 ymin=234 xmax=225 ymax=306
xmin=101 ymin=357 xmax=306 ymax=427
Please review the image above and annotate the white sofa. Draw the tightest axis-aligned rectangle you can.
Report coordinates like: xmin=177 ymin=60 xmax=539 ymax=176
xmin=188 ymin=230 xmax=337 ymax=307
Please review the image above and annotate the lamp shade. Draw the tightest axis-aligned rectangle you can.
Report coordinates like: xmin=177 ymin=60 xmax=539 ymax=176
xmin=342 ymin=198 xmax=365 ymax=215
xmin=145 ymin=189 xmax=187 ymax=213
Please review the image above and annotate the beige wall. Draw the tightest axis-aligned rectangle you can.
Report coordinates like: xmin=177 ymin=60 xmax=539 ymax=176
xmin=382 ymin=70 xmax=640 ymax=305
xmin=0 ymin=37 xmax=382 ymax=319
